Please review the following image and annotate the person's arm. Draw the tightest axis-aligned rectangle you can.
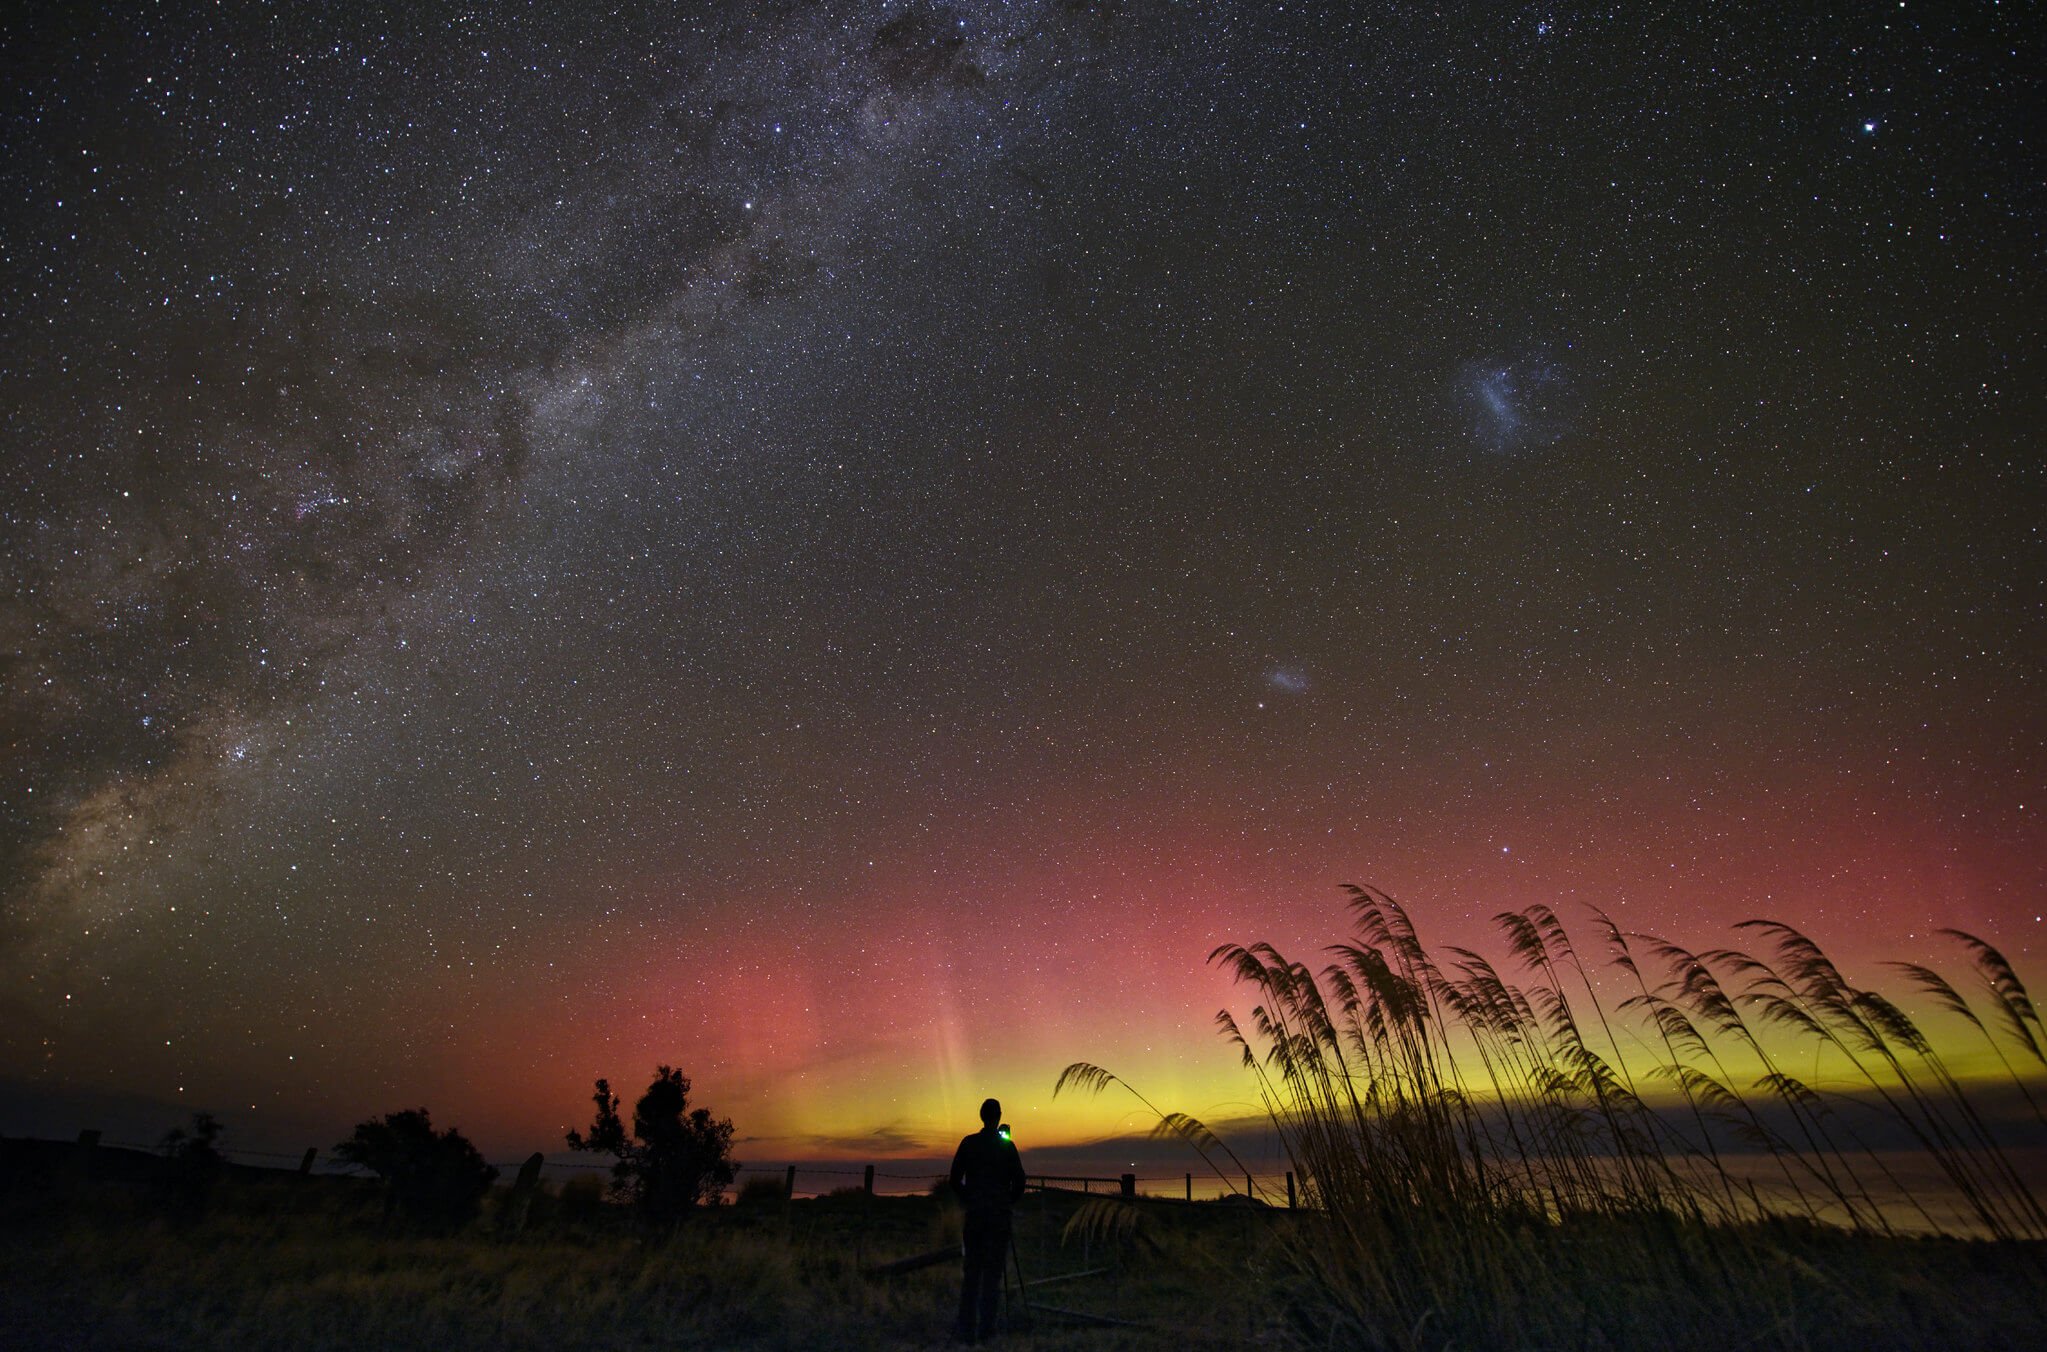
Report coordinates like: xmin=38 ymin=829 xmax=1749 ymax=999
xmin=949 ymin=1135 xmax=971 ymax=1198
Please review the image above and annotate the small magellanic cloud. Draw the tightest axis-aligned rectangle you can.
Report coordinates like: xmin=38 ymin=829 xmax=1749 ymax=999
xmin=1265 ymin=667 xmax=1310 ymax=695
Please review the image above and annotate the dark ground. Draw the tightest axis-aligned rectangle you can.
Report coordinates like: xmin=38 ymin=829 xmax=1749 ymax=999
xmin=2 ymin=1143 xmax=2042 ymax=1350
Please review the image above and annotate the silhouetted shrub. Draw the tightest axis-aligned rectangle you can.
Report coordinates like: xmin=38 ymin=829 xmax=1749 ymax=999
xmin=156 ymin=1111 xmax=226 ymax=1216
xmin=735 ymin=1174 xmax=788 ymax=1207
xmin=333 ymin=1108 xmax=497 ymax=1227
xmin=554 ymin=1171 xmax=610 ymax=1223
xmin=566 ymin=1066 xmax=736 ymax=1225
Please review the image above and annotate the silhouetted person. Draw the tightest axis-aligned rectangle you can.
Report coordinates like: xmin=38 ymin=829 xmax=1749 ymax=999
xmin=949 ymin=1096 xmax=1026 ymax=1343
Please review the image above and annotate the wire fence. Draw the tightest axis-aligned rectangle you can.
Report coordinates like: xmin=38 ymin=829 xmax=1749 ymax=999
xmin=62 ymin=1134 xmax=1297 ymax=1204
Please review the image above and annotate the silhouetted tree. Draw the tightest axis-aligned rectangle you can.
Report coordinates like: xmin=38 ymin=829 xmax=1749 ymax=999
xmin=566 ymin=1066 xmax=736 ymax=1224
xmin=334 ymin=1108 xmax=498 ymax=1226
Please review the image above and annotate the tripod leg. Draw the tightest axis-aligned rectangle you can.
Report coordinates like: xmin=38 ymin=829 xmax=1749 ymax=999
xmin=1007 ymin=1232 xmax=1031 ymax=1327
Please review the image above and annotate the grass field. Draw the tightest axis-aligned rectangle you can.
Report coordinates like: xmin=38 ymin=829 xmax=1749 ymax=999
xmin=0 ymin=1171 xmax=1269 ymax=1351
xmin=0 ymin=1167 xmax=2042 ymax=1350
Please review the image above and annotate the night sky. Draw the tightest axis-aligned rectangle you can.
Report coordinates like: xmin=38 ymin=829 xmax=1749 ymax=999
xmin=2 ymin=2 xmax=2040 ymax=1162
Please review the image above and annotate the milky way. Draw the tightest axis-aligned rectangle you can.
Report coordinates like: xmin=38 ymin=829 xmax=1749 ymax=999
xmin=1 ymin=3 xmax=2038 ymax=1156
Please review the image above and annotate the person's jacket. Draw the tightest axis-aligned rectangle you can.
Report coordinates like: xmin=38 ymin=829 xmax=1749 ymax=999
xmin=949 ymin=1126 xmax=1026 ymax=1213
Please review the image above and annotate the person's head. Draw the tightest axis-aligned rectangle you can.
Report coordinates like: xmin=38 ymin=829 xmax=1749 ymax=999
xmin=980 ymin=1097 xmax=1001 ymax=1127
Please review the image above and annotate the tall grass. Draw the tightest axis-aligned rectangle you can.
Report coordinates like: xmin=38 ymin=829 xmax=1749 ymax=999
xmin=1059 ymin=887 xmax=2047 ymax=1350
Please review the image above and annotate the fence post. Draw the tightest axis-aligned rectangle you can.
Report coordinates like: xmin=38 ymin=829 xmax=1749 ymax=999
xmin=1120 ymin=1173 xmax=1135 ymax=1199
xmin=1245 ymin=1171 xmax=1254 ymax=1200
xmin=863 ymin=1164 xmax=875 ymax=1195
xmin=506 ymin=1152 xmax=544 ymax=1233
xmin=299 ymin=1147 xmax=317 ymax=1177
xmin=1287 ymin=1170 xmax=1296 ymax=1210
xmin=784 ymin=1164 xmax=796 ymax=1200
xmin=1185 ymin=1172 xmax=1192 ymax=1202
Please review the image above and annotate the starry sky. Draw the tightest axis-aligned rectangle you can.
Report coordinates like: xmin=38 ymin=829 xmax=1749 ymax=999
xmin=2 ymin=2 xmax=2040 ymax=1162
